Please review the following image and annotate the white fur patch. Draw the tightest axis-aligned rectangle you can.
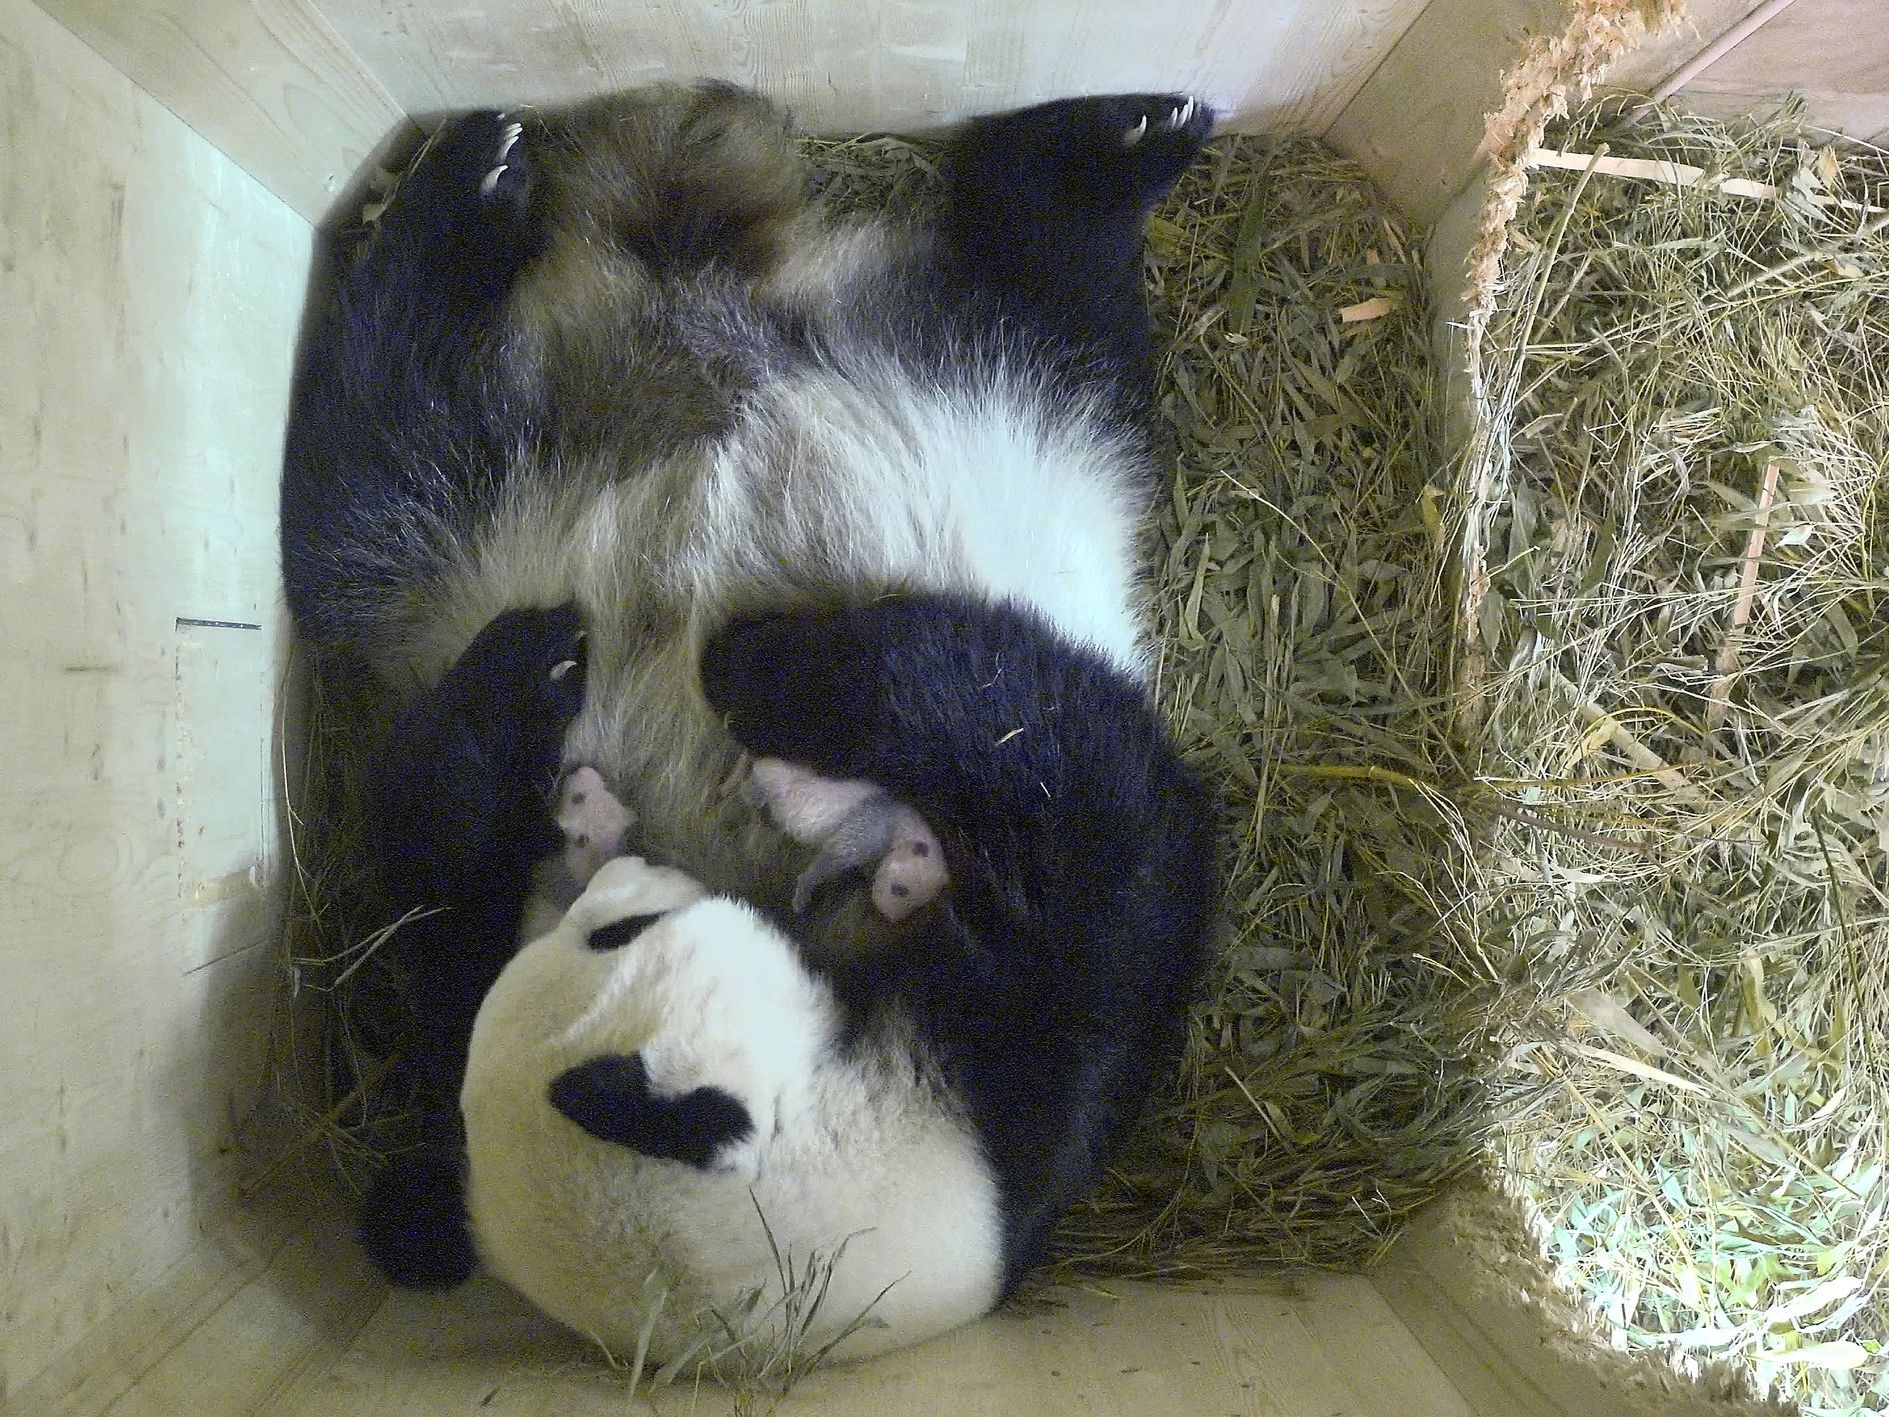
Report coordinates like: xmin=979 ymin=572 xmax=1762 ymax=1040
xmin=687 ymin=364 xmax=1149 ymax=676
xmin=462 ymin=858 xmax=1004 ymax=1372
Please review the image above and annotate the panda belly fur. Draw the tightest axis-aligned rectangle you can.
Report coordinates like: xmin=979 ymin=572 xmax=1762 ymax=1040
xmin=465 ymin=857 xmax=1003 ymax=1366
xmin=407 ymin=365 xmax=1148 ymax=900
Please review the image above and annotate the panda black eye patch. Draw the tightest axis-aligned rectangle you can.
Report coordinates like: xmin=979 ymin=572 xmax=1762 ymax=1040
xmin=586 ymin=913 xmax=666 ymax=950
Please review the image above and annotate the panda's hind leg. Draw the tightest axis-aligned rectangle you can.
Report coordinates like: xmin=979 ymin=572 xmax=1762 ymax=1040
xmin=936 ymin=94 xmax=1215 ymax=398
xmin=947 ymin=94 xmax=1214 ymax=225
xmin=281 ymin=110 xmax=546 ymax=644
xmin=358 ymin=109 xmax=541 ymax=308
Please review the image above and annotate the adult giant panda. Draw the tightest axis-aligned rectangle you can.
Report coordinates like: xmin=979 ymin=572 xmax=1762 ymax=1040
xmin=280 ymin=84 xmax=1223 ymax=1362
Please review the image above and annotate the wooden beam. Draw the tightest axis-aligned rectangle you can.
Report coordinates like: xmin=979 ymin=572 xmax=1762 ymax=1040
xmin=1327 ymin=0 xmax=1570 ymax=224
xmin=31 ymin=0 xmax=408 ymax=223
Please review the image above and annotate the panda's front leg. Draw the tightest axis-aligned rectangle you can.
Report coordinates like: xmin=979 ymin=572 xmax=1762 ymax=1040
xmin=371 ymin=603 xmax=587 ymax=908
xmin=359 ymin=602 xmax=588 ymax=1289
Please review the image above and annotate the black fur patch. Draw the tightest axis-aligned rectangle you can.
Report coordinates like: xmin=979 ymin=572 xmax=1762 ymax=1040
xmin=283 ymin=86 xmax=1223 ymax=1301
xmin=549 ymin=1053 xmax=754 ymax=1169
xmin=356 ymin=1135 xmax=477 ymax=1290
xmin=702 ymin=590 xmax=1221 ymax=1295
xmin=586 ymin=913 xmax=666 ymax=950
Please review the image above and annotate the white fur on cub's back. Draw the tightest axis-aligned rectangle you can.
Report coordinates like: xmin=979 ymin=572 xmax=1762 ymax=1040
xmin=462 ymin=857 xmax=1004 ymax=1371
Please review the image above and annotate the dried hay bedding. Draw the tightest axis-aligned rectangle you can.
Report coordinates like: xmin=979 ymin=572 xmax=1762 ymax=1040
xmin=1463 ymin=100 xmax=1889 ymax=1415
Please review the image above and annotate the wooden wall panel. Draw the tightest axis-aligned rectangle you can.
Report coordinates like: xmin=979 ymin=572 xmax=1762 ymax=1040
xmin=310 ymin=0 xmax=1433 ymax=135
xmin=261 ymin=1275 xmax=1480 ymax=1416
xmin=30 ymin=0 xmax=407 ymax=223
xmin=1670 ymin=0 xmax=1889 ymax=144
xmin=1329 ymin=0 xmax=1571 ymax=223
xmin=0 ymin=0 xmax=317 ymax=1403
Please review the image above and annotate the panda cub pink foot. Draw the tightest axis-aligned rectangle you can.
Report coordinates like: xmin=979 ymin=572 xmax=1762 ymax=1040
xmin=556 ymin=765 xmax=632 ymax=887
xmin=749 ymin=758 xmax=949 ymax=922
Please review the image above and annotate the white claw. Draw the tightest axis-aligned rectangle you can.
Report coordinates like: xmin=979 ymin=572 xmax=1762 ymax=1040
xmin=480 ymin=163 xmax=508 ymax=196
xmin=1166 ymin=96 xmax=1195 ymax=129
xmin=1124 ymin=114 xmax=1149 ymax=146
xmin=548 ymin=656 xmax=578 ymax=681
xmin=499 ymin=122 xmax=524 ymax=159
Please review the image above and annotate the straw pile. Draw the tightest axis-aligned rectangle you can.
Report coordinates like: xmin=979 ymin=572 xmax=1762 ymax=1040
xmin=1051 ymin=135 xmax=1505 ymax=1276
xmin=1465 ymin=100 xmax=1889 ymax=1415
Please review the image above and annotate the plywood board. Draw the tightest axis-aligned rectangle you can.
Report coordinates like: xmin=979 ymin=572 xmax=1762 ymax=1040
xmin=0 ymin=0 xmax=316 ymax=1403
xmin=1372 ymin=1190 xmax=1783 ymax=1417
xmin=1328 ymin=0 xmax=1571 ymax=223
xmin=30 ymin=0 xmax=408 ymax=223
xmin=1671 ymin=0 xmax=1889 ymax=143
xmin=1601 ymin=0 xmax=1772 ymax=91
xmin=310 ymin=0 xmax=1432 ymax=136
xmin=263 ymin=1274 xmax=1480 ymax=1416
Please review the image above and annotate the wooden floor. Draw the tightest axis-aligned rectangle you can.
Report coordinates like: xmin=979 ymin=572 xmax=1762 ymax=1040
xmin=260 ymin=1270 xmax=1480 ymax=1417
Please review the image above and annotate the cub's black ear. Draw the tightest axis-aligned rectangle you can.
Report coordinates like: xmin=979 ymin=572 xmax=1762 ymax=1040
xmin=550 ymin=1053 xmax=753 ymax=1170
xmin=357 ymin=1143 xmax=477 ymax=1289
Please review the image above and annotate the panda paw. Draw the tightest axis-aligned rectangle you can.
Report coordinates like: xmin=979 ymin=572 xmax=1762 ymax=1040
xmin=1069 ymin=93 xmax=1215 ymax=202
xmin=357 ymin=1145 xmax=477 ymax=1289
xmin=476 ymin=114 xmax=531 ymax=213
xmin=699 ymin=605 xmax=886 ymax=772
xmin=370 ymin=110 xmax=537 ymax=289
xmin=961 ymin=93 xmax=1215 ymax=210
xmin=440 ymin=602 xmax=587 ymax=791
xmin=1119 ymin=94 xmax=1209 ymax=149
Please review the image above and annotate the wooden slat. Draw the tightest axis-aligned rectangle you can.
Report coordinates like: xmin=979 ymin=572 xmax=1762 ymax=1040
xmin=1372 ymin=1190 xmax=1783 ymax=1417
xmin=310 ymin=0 xmax=1432 ymax=136
xmin=0 ymin=0 xmax=316 ymax=1402
xmin=1326 ymin=0 xmax=1571 ymax=223
xmin=1600 ymin=0 xmax=1772 ymax=91
xmin=30 ymin=0 xmax=408 ymax=223
xmin=1663 ymin=0 xmax=1889 ymax=141
xmin=262 ymin=1275 xmax=1479 ymax=1416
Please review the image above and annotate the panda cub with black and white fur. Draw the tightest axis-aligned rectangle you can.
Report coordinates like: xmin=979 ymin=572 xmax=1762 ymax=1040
xmin=469 ymin=849 xmax=1001 ymax=1364
xmin=279 ymin=82 xmax=1225 ymax=1364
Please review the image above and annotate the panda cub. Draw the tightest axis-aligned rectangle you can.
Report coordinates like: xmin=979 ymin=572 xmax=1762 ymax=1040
xmin=279 ymin=82 xmax=1226 ymax=1359
xmin=466 ymin=851 xmax=1000 ymax=1368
